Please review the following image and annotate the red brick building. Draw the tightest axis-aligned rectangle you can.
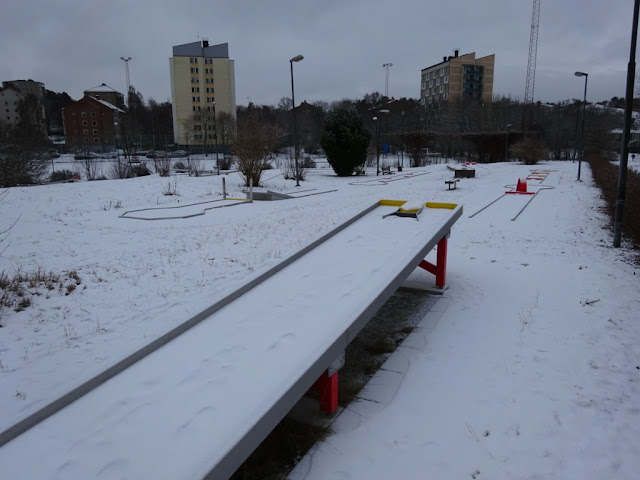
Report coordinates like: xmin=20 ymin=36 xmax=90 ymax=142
xmin=63 ymin=95 xmax=124 ymax=152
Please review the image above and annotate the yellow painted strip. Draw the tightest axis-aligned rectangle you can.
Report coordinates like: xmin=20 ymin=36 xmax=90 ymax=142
xmin=380 ymin=199 xmax=459 ymax=210
xmin=425 ymin=202 xmax=458 ymax=210
xmin=226 ymin=198 xmax=250 ymax=202
xmin=379 ymin=199 xmax=406 ymax=207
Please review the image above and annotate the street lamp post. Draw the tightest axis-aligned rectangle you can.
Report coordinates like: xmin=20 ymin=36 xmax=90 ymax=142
xmin=505 ymin=124 xmax=512 ymax=162
xmin=120 ymin=57 xmax=132 ymax=108
xmin=614 ymin=0 xmax=640 ymax=247
xmin=290 ymin=55 xmax=304 ymax=186
xmin=379 ymin=109 xmax=390 ymax=160
xmin=574 ymin=71 xmax=588 ymax=181
xmin=212 ymin=101 xmax=220 ymax=175
xmin=401 ymin=111 xmax=405 ymax=169
xmin=373 ymin=116 xmax=380 ymax=175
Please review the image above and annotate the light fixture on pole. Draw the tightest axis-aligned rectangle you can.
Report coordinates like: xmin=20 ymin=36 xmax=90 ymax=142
xmin=382 ymin=63 xmax=393 ymax=98
xmin=574 ymin=71 xmax=588 ymax=181
xmin=373 ymin=116 xmax=380 ymax=175
xmin=505 ymin=124 xmax=512 ymax=162
xmin=120 ymin=57 xmax=132 ymax=108
xmin=290 ymin=54 xmax=304 ymax=187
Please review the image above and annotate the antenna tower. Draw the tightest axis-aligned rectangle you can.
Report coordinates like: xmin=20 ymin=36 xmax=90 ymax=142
xmin=524 ymin=0 xmax=541 ymax=104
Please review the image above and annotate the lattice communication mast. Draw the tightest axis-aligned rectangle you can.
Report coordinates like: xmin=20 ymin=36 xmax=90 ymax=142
xmin=524 ymin=0 xmax=541 ymax=104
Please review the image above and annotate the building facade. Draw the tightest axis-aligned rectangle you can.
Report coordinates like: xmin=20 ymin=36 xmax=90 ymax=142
xmin=420 ymin=51 xmax=495 ymax=105
xmin=169 ymin=40 xmax=236 ymax=145
xmin=0 ymin=79 xmax=47 ymax=132
xmin=83 ymin=84 xmax=125 ymax=110
xmin=62 ymin=95 xmax=124 ymax=152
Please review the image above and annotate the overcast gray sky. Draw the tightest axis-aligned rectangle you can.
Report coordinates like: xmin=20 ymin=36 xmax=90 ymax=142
xmin=1 ymin=0 xmax=636 ymax=106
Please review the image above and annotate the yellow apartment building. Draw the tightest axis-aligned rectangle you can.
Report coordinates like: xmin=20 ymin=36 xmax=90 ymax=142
xmin=169 ymin=40 xmax=236 ymax=146
xmin=420 ymin=50 xmax=495 ymax=105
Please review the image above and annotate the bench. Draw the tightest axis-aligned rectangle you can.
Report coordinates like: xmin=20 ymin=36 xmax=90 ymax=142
xmin=381 ymin=165 xmax=392 ymax=175
xmin=445 ymin=179 xmax=459 ymax=190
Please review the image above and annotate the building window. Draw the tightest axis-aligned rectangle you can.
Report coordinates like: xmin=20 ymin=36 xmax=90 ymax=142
xmin=81 ymin=112 xmax=87 ymax=117
xmin=205 ymin=68 xmax=213 ymax=74
xmin=444 ymin=76 xmax=449 ymax=83
xmin=191 ymin=87 xmax=200 ymax=93
xmin=191 ymin=77 xmax=199 ymax=83
xmin=190 ymin=57 xmax=198 ymax=63
xmin=82 ymin=120 xmax=88 ymax=126
xmin=83 ymin=129 xmax=88 ymax=135
xmin=205 ymin=78 xmax=213 ymax=84
xmin=93 ymin=129 xmax=98 ymax=134
xmin=91 ymin=112 xmax=96 ymax=117
xmin=94 ymin=138 xmax=99 ymax=143
xmin=206 ymin=97 xmax=214 ymax=103
xmin=192 ymin=96 xmax=200 ymax=102
xmin=190 ymin=67 xmax=199 ymax=74
xmin=205 ymin=58 xmax=213 ymax=64
xmin=92 ymin=121 xmax=97 ymax=126
xmin=192 ymin=106 xmax=201 ymax=111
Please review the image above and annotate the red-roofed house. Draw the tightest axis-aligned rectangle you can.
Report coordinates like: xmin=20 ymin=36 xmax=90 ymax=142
xmin=63 ymin=95 xmax=124 ymax=152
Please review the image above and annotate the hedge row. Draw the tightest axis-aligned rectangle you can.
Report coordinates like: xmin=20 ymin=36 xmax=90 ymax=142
xmin=588 ymin=154 xmax=640 ymax=250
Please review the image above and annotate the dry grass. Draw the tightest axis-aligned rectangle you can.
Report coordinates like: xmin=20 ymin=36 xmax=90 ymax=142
xmin=0 ymin=267 xmax=81 ymax=320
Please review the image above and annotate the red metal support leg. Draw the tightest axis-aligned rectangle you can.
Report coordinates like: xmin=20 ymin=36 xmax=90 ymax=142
xmin=312 ymin=370 xmax=339 ymax=414
xmin=418 ymin=234 xmax=448 ymax=288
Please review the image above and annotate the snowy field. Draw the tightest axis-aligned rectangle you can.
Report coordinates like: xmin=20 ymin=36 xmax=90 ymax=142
xmin=1 ymin=157 xmax=639 ymax=479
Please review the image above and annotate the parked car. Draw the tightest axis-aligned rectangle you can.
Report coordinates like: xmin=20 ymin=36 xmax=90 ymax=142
xmin=74 ymin=152 xmax=101 ymax=160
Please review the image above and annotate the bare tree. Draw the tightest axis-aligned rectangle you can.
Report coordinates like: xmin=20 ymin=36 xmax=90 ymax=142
xmin=234 ymin=110 xmax=279 ymax=187
xmin=75 ymin=154 xmax=101 ymax=180
xmin=182 ymin=111 xmax=215 ymax=157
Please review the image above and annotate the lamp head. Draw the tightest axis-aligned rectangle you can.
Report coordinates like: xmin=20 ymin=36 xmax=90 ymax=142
xmin=574 ymin=71 xmax=588 ymax=77
xmin=372 ymin=116 xmax=378 ymax=121
xmin=290 ymin=55 xmax=304 ymax=63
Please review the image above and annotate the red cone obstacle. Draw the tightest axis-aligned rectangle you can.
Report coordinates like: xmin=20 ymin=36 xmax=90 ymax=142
xmin=505 ymin=178 xmax=535 ymax=195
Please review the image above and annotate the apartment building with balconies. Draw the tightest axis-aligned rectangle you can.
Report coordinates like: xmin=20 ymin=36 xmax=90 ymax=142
xmin=420 ymin=50 xmax=495 ymax=105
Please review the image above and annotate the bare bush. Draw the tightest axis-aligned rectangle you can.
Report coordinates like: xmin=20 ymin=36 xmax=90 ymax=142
xmin=235 ymin=111 xmax=279 ymax=187
xmin=162 ymin=179 xmax=178 ymax=196
xmin=277 ymin=152 xmax=310 ymax=181
xmin=75 ymin=155 xmax=101 ymax=180
xmin=510 ymin=137 xmax=548 ymax=165
xmin=187 ymin=157 xmax=205 ymax=176
xmin=108 ymin=160 xmax=131 ymax=179
xmin=217 ymin=155 xmax=234 ymax=171
xmin=153 ymin=155 xmax=172 ymax=177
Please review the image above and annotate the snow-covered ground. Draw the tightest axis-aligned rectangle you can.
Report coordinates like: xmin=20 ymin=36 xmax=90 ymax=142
xmin=1 ymin=157 xmax=638 ymax=479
